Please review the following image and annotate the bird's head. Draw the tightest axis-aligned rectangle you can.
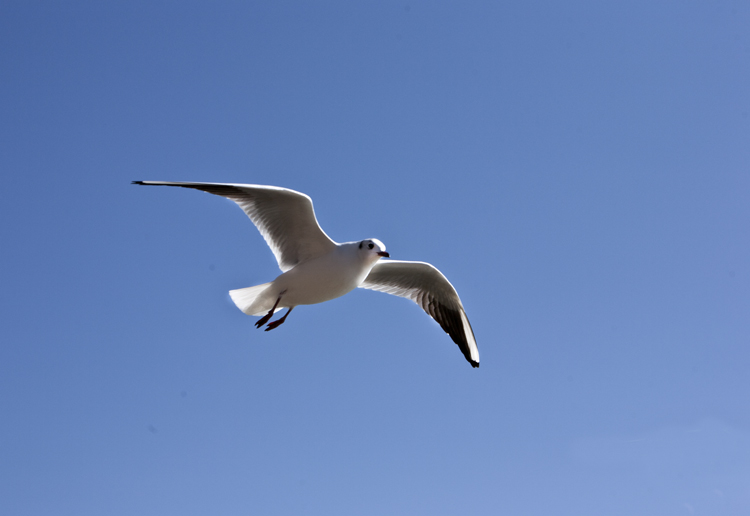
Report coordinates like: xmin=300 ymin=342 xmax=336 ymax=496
xmin=359 ymin=238 xmax=389 ymax=260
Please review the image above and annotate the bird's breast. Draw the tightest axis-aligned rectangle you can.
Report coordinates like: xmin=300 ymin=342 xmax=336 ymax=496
xmin=274 ymin=251 xmax=372 ymax=306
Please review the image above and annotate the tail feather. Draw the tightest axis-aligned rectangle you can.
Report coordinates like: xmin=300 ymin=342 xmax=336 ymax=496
xmin=229 ymin=282 xmax=274 ymax=316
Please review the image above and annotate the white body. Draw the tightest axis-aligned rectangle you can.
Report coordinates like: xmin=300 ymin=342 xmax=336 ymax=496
xmin=237 ymin=242 xmax=380 ymax=315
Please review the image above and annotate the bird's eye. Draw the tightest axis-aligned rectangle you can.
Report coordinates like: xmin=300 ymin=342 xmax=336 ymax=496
xmin=368 ymin=243 xmax=374 ymax=250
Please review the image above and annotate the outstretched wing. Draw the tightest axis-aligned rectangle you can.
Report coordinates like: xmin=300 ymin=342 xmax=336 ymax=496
xmin=133 ymin=181 xmax=337 ymax=271
xmin=360 ymin=260 xmax=479 ymax=367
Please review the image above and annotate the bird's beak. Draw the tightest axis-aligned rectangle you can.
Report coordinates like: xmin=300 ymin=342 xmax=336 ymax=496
xmin=377 ymin=251 xmax=390 ymax=258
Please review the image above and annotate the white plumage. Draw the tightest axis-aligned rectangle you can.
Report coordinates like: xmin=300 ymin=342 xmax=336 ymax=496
xmin=134 ymin=181 xmax=479 ymax=367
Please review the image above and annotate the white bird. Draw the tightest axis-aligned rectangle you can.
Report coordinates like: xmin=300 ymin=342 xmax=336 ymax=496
xmin=133 ymin=181 xmax=479 ymax=367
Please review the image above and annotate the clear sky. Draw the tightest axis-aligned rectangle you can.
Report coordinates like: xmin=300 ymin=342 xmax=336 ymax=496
xmin=1 ymin=1 xmax=749 ymax=515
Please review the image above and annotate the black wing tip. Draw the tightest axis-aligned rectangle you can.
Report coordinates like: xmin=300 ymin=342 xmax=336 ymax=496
xmin=433 ymin=303 xmax=479 ymax=369
xmin=463 ymin=351 xmax=479 ymax=368
xmin=132 ymin=181 xmax=171 ymax=186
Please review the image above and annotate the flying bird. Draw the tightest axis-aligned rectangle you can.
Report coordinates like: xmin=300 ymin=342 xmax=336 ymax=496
xmin=133 ymin=181 xmax=479 ymax=367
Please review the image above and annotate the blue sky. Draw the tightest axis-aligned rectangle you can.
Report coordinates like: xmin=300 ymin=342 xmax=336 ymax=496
xmin=1 ymin=1 xmax=749 ymax=514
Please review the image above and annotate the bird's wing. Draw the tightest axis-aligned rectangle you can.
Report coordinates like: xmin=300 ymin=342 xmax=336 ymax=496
xmin=360 ymin=260 xmax=479 ymax=367
xmin=133 ymin=181 xmax=337 ymax=271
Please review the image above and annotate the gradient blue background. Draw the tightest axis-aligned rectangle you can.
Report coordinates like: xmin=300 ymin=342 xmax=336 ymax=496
xmin=1 ymin=1 xmax=749 ymax=514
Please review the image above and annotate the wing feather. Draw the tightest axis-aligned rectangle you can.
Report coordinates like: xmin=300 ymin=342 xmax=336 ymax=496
xmin=133 ymin=181 xmax=336 ymax=271
xmin=360 ymin=260 xmax=479 ymax=367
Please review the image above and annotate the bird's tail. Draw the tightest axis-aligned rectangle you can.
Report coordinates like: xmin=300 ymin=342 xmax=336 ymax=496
xmin=229 ymin=282 xmax=274 ymax=316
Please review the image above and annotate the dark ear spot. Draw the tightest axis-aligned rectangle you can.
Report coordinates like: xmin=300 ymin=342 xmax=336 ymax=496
xmin=359 ymin=241 xmax=363 ymax=249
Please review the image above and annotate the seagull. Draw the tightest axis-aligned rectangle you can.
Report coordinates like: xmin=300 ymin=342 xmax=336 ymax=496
xmin=133 ymin=181 xmax=479 ymax=367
